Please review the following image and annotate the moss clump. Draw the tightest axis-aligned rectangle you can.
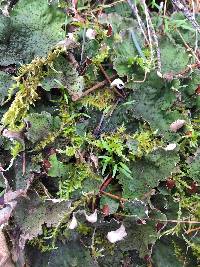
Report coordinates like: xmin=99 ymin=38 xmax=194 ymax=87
xmin=2 ymin=46 xmax=64 ymax=130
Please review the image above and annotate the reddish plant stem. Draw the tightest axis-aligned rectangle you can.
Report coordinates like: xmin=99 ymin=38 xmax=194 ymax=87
xmin=100 ymin=176 xmax=113 ymax=192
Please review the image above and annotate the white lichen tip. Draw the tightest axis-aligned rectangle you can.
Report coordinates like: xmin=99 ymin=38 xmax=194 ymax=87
xmin=107 ymin=224 xmax=127 ymax=243
xmin=85 ymin=209 xmax=97 ymax=223
xmin=170 ymin=119 xmax=186 ymax=132
xmin=68 ymin=213 xmax=78 ymax=229
xmin=110 ymin=78 xmax=125 ymax=90
xmin=86 ymin=29 xmax=96 ymax=40
xmin=164 ymin=143 xmax=176 ymax=151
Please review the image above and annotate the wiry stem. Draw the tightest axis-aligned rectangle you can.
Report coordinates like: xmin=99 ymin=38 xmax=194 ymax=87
xmin=140 ymin=0 xmax=162 ymax=72
xmin=126 ymin=0 xmax=149 ymax=44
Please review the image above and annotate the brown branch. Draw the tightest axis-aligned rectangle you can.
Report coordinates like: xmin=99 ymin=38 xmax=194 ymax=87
xmin=72 ymin=74 xmax=117 ymax=101
xmin=100 ymin=190 xmax=128 ymax=202
xmin=99 ymin=65 xmax=124 ymax=98
xmin=177 ymin=62 xmax=200 ymax=76
xmin=111 ymin=87 xmax=125 ymax=98
xmin=99 ymin=64 xmax=111 ymax=84
xmin=163 ymin=62 xmax=200 ymax=80
xmin=186 ymin=226 xmax=200 ymax=234
xmin=82 ymin=78 xmax=112 ymax=96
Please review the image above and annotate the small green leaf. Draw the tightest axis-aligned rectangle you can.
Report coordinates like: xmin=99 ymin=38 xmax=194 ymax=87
xmin=48 ymin=154 xmax=67 ymax=178
xmin=119 ymin=162 xmax=132 ymax=173
xmin=119 ymin=166 xmax=132 ymax=179
xmin=112 ymin=164 xmax=118 ymax=177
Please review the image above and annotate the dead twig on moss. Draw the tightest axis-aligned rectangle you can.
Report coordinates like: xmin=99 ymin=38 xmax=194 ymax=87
xmin=99 ymin=65 xmax=125 ymax=98
xmin=186 ymin=226 xmax=200 ymax=234
xmin=72 ymin=74 xmax=117 ymax=101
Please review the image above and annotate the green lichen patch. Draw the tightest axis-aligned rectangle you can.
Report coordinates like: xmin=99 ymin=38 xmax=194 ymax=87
xmin=0 ymin=0 xmax=65 ymax=66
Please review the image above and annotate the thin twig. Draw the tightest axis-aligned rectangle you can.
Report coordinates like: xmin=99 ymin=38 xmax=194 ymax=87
xmin=186 ymin=226 xmax=200 ymax=234
xmin=22 ymin=152 xmax=26 ymax=176
xmin=164 ymin=0 xmax=167 ymax=17
xmin=172 ymin=62 xmax=199 ymax=78
xmin=116 ymin=212 xmax=200 ymax=224
xmin=141 ymin=0 xmax=154 ymax=64
xmin=99 ymin=65 xmax=124 ymax=98
xmin=162 ymin=62 xmax=200 ymax=80
xmin=111 ymin=87 xmax=125 ymax=98
xmin=99 ymin=64 xmax=111 ymax=84
xmin=157 ymin=219 xmax=200 ymax=224
xmin=191 ymin=0 xmax=198 ymax=53
xmin=141 ymin=0 xmax=161 ymax=72
xmin=126 ymin=0 xmax=149 ymax=44
xmin=176 ymin=29 xmax=200 ymax=63
xmin=100 ymin=190 xmax=128 ymax=202
xmin=73 ymin=74 xmax=117 ymax=101
xmin=133 ymin=70 xmax=147 ymax=83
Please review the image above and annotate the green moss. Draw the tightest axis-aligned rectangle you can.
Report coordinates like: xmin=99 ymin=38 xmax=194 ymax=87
xmin=2 ymin=47 xmax=64 ymax=130
xmin=58 ymin=163 xmax=99 ymax=200
xmin=81 ymin=88 xmax=115 ymax=111
xmin=10 ymin=140 xmax=24 ymax=157
xmin=77 ymin=223 xmax=92 ymax=235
